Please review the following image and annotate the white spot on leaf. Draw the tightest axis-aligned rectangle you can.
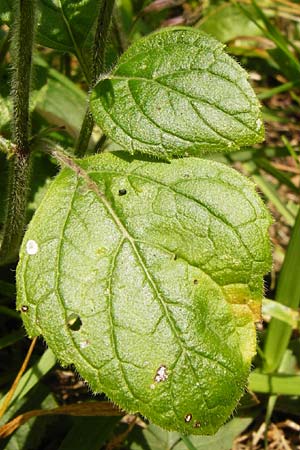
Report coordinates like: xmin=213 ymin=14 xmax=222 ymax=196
xmin=185 ymin=413 xmax=192 ymax=423
xmin=26 ymin=240 xmax=38 ymax=255
xmin=256 ymin=118 xmax=262 ymax=130
xmin=154 ymin=365 xmax=168 ymax=383
xmin=80 ymin=340 xmax=89 ymax=349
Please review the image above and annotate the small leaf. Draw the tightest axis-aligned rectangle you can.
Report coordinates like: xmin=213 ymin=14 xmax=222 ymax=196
xmin=36 ymin=0 xmax=101 ymax=77
xmin=0 ymin=0 xmax=12 ymax=24
xmin=199 ymin=4 xmax=261 ymax=44
xmin=34 ymin=58 xmax=87 ymax=139
xmin=17 ymin=153 xmax=271 ymax=434
xmin=0 ymin=95 xmax=10 ymax=133
xmin=0 ymin=0 xmax=99 ymax=72
xmin=175 ymin=417 xmax=254 ymax=450
xmin=90 ymin=28 xmax=264 ymax=158
xmin=129 ymin=423 xmax=181 ymax=450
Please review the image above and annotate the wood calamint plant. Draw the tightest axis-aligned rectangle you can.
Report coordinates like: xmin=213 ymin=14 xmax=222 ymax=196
xmin=1 ymin=0 xmax=272 ymax=436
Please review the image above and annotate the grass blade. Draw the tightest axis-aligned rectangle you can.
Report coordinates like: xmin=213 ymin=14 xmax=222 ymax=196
xmin=0 ymin=329 xmax=25 ymax=350
xmin=57 ymin=416 xmax=120 ymax=450
xmin=249 ymin=372 xmax=300 ymax=395
xmin=255 ymin=158 xmax=299 ymax=193
xmin=258 ymin=80 xmax=300 ymax=100
xmin=244 ymin=162 xmax=295 ymax=226
xmin=263 ymin=208 xmax=300 ymax=372
xmin=262 ymin=298 xmax=299 ymax=328
xmin=0 ymin=348 xmax=56 ymax=413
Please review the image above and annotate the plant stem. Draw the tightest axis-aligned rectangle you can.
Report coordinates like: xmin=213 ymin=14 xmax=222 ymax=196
xmin=0 ymin=153 xmax=31 ymax=265
xmin=12 ymin=0 xmax=35 ymax=155
xmin=0 ymin=0 xmax=36 ymax=266
xmin=112 ymin=7 xmax=128 ymax=54
xmin=95 ymin=133 xmax=107 ymax=153
xmin=74 ymin=108 xmax=94 ymax=157
xmin=92 ymin=0 xmax=116 ymax=83
xmin=75 ymin=0 xmax=116 ymax=157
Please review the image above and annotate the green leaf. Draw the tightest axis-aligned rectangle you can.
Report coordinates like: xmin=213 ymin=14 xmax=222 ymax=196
xmin=34 ymin=58 xmax=87 ymax=140
xmin=0 ymin=0 xmax=99 ymax=74
xmin=90 ymin=28 xmax=264 ymax=159
xmin=198 ymin=4 xmax=261 ymax=44
xmin=0 ymin=95 xmax=11 ymax=132
xmin=0 ymin=329 xmax=25 ymax=350
xmin=0 ymin=348 xmax=56 ymax=420
xmin=0 ymin=0 xmax=12 ymax=24
xmin=58 ymin=417 xmax=120 ymax=450
xmin=249 ymin=371 xmax=300 ymax=396
xmin=16 ymin=153 xmax=271 ymax=435
xmin=1 ymin=387 xmax=58 ymax=450
xmin=129 ymin=423 xmax=181 ymax=450
xmin=238 ymin=0 xmax=300 ymax=81
xmin=0 ymin=280 xmax=16 ymax=298
xmin=262 ymin=298 xmax=299 ymax=329
xmin=175 ymin=417 xmax=253 ymax=450
xmin=35 ymin=0 xmax=101 ymax=78
xmin=263 ymin=208 xmax=300 ymax=372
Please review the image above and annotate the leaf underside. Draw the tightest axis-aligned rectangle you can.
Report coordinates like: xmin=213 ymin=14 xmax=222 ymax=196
xmin=90 ymin=28 xmax=264 ymax=159
xmin=17 ymin=153 xmax=271 ymax=435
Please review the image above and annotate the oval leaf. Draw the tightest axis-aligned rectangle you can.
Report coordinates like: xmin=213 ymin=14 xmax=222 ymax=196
xmin=90 ymin=29 xmax=264 ymax=158
xmin=17 ymin=153 xmax=271 ymax=434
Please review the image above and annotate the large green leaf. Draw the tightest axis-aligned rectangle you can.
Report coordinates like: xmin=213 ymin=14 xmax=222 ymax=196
xmin=16 ymin=153 xmax=271 ymax=435
xmin=90 ymin=28 xmax=264 ymax=159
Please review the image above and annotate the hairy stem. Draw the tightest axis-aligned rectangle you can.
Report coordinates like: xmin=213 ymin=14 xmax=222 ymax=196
xmin=0 ymin=153 xmax=31 ymax=265
xmin=12 ymin=0 xmax=35 ymax=154
xmin=0 ymin=0 xmax=36 ymax=265
xmin=74 ymin=107 xmax=94 ymax=157
xmin=75 ymin=0 xmax=116 ymax=157
xmin=92 ymin=0 xmax=116 ymax=83
xmin=112 ymin=7 xmax=128 ymax=55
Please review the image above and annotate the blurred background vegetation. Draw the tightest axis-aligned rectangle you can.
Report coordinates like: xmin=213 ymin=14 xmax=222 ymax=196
xmin=1 ymin=0 xmax=300 ymax=449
